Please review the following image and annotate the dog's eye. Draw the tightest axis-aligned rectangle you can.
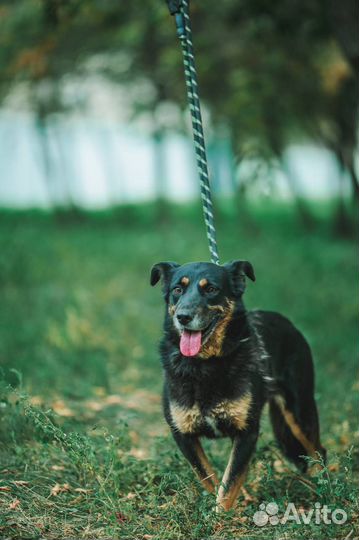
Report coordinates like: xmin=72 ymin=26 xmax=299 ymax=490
xmin=206 ymin=286 xmax=219 ymax=294
xmin=173 ymin=286 xmax=182 ymax=295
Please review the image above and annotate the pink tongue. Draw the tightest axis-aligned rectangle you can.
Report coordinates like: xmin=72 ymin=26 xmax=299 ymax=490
xmin=180 ymin=330 xmax=202 ymax=357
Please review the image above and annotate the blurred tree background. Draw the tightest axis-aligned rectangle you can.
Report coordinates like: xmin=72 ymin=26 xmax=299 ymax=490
xmin=0 ymin=0 xmax=358 ymax=232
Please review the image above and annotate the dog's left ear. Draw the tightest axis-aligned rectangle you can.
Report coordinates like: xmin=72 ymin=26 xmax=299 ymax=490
xmin=150 ymin=261 xmax=180 ymax=287
xmin=224 ymin=260 xmax=255 ymax=295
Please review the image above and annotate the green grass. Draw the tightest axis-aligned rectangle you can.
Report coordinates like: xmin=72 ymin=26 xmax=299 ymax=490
xmin=0 ymin=201 xmax=358 ymax=539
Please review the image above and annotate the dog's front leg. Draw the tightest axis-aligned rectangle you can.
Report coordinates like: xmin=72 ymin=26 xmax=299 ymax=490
xmin=216 ymin=430 xmax=258 ymax=512
xmin=172 ymin=431 xmax=219 ymax=493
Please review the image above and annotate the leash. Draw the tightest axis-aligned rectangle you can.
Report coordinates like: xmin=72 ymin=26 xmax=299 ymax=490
xmin=165 ymin=0 xmax=220 ymax=265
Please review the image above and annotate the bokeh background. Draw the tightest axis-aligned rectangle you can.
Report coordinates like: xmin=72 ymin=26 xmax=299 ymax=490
xmin=0 ymin=1 xmax=358 ymax=539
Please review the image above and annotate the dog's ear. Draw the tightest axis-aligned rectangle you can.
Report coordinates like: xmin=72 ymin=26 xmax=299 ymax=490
xmin=224 ymin=260 xmax=255 ymax=295
xmin=150 ymin=261 xmax=180 ymax=288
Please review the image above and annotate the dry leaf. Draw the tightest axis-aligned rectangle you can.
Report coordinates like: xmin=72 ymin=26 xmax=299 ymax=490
xmin=273 ymin=459 xmax=286 ymax=473
xmin=50 ymin=483 xmax=71 ymax=496
xmin=158 ymin=502 xmax=171 ymax=509
xmin=52 ymin=400 xmax=75 ymax=417
xmin=51 ymin=465 xmax=65 ymax=471
xmin=129 ymin=431 xmax=139 ymax=445
xmin=30 ymin=396 xmax=43 ymax=406
xmin=0 ymin=486 xmax=11 ymax=492
xmin=12 ymin=481 xmax=29 ymax=487
xmin=74 ymin=488 xmax=88 ymax=493
xmin=115 ymin=512 xmax=128 ymax=524
xmin=340 ymin=434 xmax=349 ymax=446
xmin=50 ymin=483 xmax=61 ymax=496
xmin=9 ymin=498 xmax=20 ymax=510
xmin=105 ymin=395 xmax=124 ymax=406
xmin=129 ymin=448 xmax=147 ymax=460
xmin=69 ymin=495 xmax=83 ymax=505
xmin=94 ymin=387 xmax=106 ymax=397
xmin=126 ymin=492 xmax=136 ymax=500
xmin=85 ymin=400 xmax=104 ymax=412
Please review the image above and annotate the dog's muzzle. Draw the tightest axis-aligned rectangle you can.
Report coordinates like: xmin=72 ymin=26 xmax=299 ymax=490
xmin=174 ymin=311 xmax=221 ymax=357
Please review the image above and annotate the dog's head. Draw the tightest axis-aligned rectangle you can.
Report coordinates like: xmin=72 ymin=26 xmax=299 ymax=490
xmin=150 ymin=260 xmax=255 ymax=358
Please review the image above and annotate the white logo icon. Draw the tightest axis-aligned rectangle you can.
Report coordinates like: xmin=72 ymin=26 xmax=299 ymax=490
xmin=253 ymin=501 xmax=348 ymax=527
xmin=253 ymin=502 xmax=279 ymax=527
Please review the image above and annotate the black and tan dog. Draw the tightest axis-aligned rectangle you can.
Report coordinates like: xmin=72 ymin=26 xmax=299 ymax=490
xmin=150 ymin=260 xmax=326 ymax=511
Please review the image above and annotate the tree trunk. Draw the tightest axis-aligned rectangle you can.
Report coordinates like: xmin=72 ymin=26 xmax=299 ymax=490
xmin=280 ymin=152 xmax=315 ymax=229
xmin=152 ymin=124 xmax=169 ymax=223
xmin=332 ymin=148 xmax=356 ymax=237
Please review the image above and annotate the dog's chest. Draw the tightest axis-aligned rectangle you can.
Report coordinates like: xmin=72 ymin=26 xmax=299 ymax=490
xmin=169 ymin=392 xmax=252 ymax=436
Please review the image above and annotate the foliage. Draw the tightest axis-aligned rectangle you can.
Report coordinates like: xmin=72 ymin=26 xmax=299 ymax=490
xmin=0 ymin=1 xmax=357 ymax=180
xmin=0 ymin=203 xmax=357 ymax=538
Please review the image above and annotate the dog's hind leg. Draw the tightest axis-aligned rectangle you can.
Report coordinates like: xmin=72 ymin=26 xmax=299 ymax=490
xmin=172 ymin=431 xmax=219 ymax=493
xmin=270 ymin=394 xmax=326 ymax=472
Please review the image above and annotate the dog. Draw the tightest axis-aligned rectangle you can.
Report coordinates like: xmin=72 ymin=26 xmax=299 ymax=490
xmin=150 ymin=259 xmax=326 ymax=511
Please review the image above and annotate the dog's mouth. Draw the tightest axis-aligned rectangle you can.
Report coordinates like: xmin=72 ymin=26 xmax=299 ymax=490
xmin=179 ymin=317 xmax=219 ymax=357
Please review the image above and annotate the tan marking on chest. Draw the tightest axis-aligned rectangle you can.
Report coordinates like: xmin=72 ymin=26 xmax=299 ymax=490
xmin=170 ymin=403 xmax=202 ymax=433
xmin=199 ymin=299 xmax=235 ymax=359
xmin=211 ymin=392 xmax=252 ymax=431
xmin=170 ymin=392 xmax=252 ymax=434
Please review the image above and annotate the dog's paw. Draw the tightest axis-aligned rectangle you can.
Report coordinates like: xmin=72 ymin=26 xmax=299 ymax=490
xmin=215 ymin=497 xmax=232 ymax=513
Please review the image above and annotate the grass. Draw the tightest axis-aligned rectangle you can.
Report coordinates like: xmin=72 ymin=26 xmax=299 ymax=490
xmin=0 ymin=201 xmax=358 ymax=539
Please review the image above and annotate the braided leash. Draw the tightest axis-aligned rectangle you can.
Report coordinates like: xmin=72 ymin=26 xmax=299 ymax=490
xmin=166 ymin=0 xmax=220 ymax=264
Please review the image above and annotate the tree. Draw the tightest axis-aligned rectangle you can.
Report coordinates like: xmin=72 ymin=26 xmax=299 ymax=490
xmin=0 ymin=0 xmax=357 ymax=224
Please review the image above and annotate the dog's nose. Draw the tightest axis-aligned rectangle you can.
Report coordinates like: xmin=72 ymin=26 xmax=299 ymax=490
xmin=177 ymin=312 xmax=193 ymax=325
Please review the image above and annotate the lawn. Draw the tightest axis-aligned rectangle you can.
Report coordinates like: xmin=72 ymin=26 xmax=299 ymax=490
xmin=0 ymin=202 xmax=358 ymax=539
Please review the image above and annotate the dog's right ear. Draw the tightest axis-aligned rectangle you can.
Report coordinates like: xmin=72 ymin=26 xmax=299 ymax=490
xmin=150 ymin=261 xmax=180 ymax=287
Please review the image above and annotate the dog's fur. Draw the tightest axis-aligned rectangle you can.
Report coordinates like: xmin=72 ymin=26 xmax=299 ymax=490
xmin=150 ymin=260 xmax=326 ymax=511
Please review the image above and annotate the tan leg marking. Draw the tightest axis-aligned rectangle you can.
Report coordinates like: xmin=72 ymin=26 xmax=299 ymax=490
xmin=169 ymin=402 xmax=218 ymax=492
xmin=216 ymin=443 xmax=247 ymax=511
xmin=216 ymin=472 xmax=247 ymax=511
xmin=274 ymin=395 xmax=317 ymax=458
xmin=199 ymin=299 xmax=235 ymax=359
xmin=194 ymin=439 xmax=219 ymax=493
xmin=169 ymin=402 xmax=202 ymax=434
xmin=211 ymin=392 xmax=252 ymax=431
